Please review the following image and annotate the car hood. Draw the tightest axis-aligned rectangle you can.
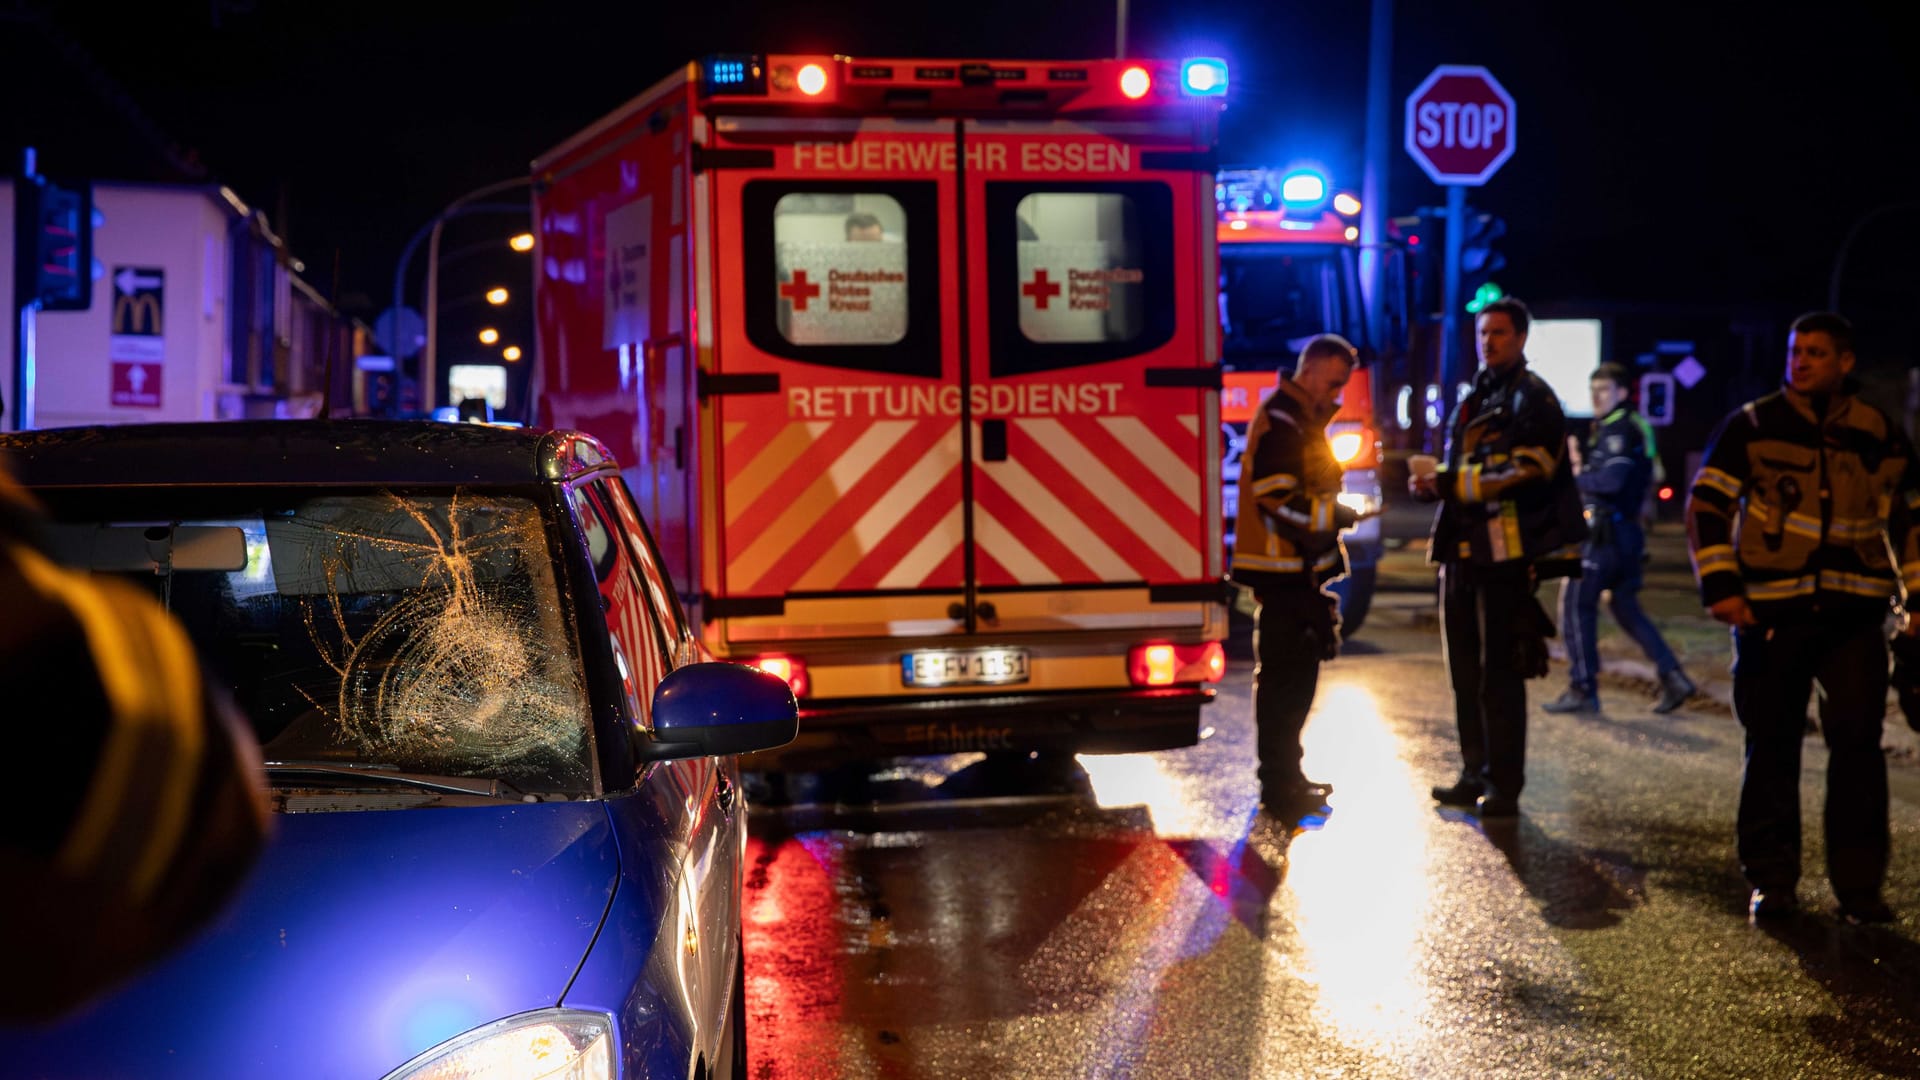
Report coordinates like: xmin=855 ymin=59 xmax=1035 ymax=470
xmin=8 ymin=801 xmax=618 ymax=1079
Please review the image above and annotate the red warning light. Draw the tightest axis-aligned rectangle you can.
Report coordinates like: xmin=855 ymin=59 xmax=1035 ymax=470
xmin=1408 ymin=234 xmax=1421 ymax=246
xmin=1659 ymin=485 xmax=1675 ymax=501
xmin=1120 ymin=66 xmax=1151 ymax=99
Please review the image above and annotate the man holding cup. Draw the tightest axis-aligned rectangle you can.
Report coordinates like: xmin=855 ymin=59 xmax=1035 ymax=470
xmin=1410 ymin=297 xmax=1588 ymax=818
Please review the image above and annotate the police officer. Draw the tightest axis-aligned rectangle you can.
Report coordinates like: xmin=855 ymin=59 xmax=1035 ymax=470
xmin=1544 ymin=362 xmax=1697 ymax=715
xmin=0 ymin=465 xmax=269 ymax=1021
xmin=1232 ymin=334 xmax=1369 ymax=816
xmin=1686 ymin=310 xmax=1918 ymax=924
xmin=1412 ymin=297 xmax=1588 ymax=818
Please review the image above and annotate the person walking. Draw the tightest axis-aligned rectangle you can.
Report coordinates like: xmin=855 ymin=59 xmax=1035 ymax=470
xmin=1544 ymin=362 xmax=1698 ymax=715
xmin=1411 ymin=297 xmax=1588 ymax=818
xmin=1232 ymin=334 xmax=1370 ymax=817
xmin=1686 ymin=310 xmax=1917 ymax=924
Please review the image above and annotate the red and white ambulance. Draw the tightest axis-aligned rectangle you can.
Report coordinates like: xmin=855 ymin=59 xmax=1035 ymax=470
xmin=531 ymin=55 xmax=1231 ymax=766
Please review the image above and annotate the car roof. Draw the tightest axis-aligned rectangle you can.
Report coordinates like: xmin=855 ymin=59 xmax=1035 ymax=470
xmin=0 ymin=420 xmax=618 ymax=489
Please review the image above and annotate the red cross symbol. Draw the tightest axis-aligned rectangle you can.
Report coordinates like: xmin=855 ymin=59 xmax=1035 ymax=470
xmin=1022 ymin=269 xmax=1062 ymax=310
xmin=780 ymin=270 xmax=822 ymax=311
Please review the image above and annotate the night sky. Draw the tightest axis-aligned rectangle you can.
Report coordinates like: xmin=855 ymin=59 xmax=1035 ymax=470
xmin=7 ymin=0 xmax=1920 ymax=365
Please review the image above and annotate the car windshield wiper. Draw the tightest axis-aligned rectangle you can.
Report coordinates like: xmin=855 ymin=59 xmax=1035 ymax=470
xmin=264 ymin=761 xmax=525 ymax=800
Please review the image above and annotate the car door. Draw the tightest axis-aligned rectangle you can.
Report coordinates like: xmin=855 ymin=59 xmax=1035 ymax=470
xmin=596 ymin=475 xmax=741 ymax=1024
xmin=961 ymin=119 xmax=1222 ymax=633
xmin=705 ymin=116 xmax=967 ymax=641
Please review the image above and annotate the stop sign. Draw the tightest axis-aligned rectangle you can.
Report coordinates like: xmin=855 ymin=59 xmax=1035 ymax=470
xmin=1404 ymin=65 xmax=1516 ymax=186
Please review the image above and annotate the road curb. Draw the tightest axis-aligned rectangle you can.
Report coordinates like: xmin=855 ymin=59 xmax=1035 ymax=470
xmin=1585 ymin=650 xmax=1920 ymax=764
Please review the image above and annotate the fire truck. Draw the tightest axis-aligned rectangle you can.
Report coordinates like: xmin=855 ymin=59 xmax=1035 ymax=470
xmin=1215 ymin=166 xmax=1394 ymax=636
xmin=530 ymin=55 xmax=1233 ymax=767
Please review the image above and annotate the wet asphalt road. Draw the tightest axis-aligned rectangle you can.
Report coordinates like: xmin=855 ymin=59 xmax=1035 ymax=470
xmin=742 ymin=607 xmax=1920 ymax=1079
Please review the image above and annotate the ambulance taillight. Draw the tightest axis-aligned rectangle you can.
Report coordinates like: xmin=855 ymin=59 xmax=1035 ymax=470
xmin=1180 ymin=58 xmax=1228 ymax=97
xmin=1128 ymin=642 xmax=1226 ymax=687
xmin=1119 ymin=66 xmax=1152 ymax=99
xmin=749 ymin=655 xmax=810 ymax=698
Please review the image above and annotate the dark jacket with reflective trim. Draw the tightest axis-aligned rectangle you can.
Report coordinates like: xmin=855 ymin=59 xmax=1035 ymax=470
xmin=1580 ymin=404 xmax=1658 ymax=518
xmin=1231 ymin=374 xmax=1356 ymax=590
xmin=1424 ymin=358 xmax=1588 ymax=577
xmin=1686 ymin=380 xmax=1920 ymax=623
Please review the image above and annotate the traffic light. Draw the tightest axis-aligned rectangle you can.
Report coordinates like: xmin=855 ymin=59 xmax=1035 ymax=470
xmin=1391 ymin=213 xmax=1439 ymax=316
xmin=13 ymin=176 xmax=94 ymax=312
xmin=1465 ymin=281 xmax=1505 ymax=314
xmin=1459 ymin=211 xmax=1505 ymax=315
xmin=1640 ymin=372 xmax=1675 ymax=426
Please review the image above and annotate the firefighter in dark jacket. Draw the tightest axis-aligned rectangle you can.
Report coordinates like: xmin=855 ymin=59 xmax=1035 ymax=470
xmin=0 ymin=464 xmax=269 ymax=1021
xmin=1686 ymin=310 xmax=1919 ymax=925
xmin=1411 ymin=297 xmax=1588 ymax=818
xmin=1232 ymin=334 xmax=1369 ymax=816
xmin=1544 ymin=362 xmax=1697 ymax=715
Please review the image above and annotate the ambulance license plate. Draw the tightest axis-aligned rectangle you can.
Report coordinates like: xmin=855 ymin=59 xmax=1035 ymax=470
xmin=901 ymin=647 xmax=1030 ymax=688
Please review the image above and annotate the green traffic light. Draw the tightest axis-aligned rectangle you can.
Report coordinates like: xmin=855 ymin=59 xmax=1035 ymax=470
xmin=1466 ymin=281 xmax=1505 ymax=314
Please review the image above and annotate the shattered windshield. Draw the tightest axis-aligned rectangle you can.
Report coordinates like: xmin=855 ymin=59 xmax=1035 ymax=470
xmin=39 ymin=487 xmax=594 ymax=795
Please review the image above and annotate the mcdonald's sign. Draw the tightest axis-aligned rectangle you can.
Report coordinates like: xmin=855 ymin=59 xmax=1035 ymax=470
xmin=111 ymin=266 xmax=165 ymax=337
xmin=109 ymin=266 xmax=165 ymax=379
xmin=114 ymin=292 xmax=162 ymax=336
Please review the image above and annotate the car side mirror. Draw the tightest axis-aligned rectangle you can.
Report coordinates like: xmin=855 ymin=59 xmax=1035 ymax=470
xmin=640 ymin=662 xmax=798 ymax=761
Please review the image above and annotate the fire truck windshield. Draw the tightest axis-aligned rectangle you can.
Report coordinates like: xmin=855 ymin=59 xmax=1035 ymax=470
xmin=1219 ymin=244 xmax=1353 ymax=368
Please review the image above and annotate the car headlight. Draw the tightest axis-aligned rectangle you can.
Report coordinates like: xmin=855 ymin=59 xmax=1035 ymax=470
xmin=383 ymin=1009 xmax=615 ymax=1080
xmin=1328 ymin=431 xmax=1365 ymax=463
xmin=1337 ymin=492 xmax=1380 ymax=516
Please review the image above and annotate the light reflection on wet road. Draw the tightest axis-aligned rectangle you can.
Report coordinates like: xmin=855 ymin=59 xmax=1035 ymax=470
xmin=742 ymin=617 xmax=1920 ymax=1078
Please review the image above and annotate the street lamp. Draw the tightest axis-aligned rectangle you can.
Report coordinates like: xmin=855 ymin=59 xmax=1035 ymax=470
xmin=486 ymin=287 xmax=509 ymax=306
xmin=503 ymin=345 xmax=523 ymax=362
xmin=509 ymin=232 xmax=535 ymax=253
xmin=424 ymin=178 xmax=534 ymax=412
xmin=387 ymin=177 xmax=532 ymax=414
xmin=478 ymin=327 xmax=500 ymax=346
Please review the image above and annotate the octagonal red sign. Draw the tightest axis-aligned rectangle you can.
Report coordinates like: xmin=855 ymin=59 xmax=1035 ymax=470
xmin=1404 ymin=65 xmax=1516 ymax=186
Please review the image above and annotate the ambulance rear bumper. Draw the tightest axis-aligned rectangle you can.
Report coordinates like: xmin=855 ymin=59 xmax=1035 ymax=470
xmin=740 ymin=685 xmax=1212 ymax=770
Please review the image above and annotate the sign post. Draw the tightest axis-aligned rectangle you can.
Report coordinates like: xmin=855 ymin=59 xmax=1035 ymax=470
xmin=1404 ymin=65 xmax=1516 ymax=417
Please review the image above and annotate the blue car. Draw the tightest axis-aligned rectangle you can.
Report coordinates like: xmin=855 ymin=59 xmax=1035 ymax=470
xmin=0 ymin=421 xmax=797 ymax=1079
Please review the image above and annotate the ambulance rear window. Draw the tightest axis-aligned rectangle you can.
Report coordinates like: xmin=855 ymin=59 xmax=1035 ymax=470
xmin=743 ymin=181 xmax=941 ymax=377
xmin=988 ymin=183 xmax=1176 ymax=375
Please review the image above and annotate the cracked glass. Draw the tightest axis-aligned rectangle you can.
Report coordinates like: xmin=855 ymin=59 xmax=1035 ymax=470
xmin=41 ymin=487 xmax=595 ymax=795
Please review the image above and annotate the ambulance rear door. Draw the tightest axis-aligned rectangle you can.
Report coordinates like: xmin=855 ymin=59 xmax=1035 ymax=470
xmin=704 ymin=116 xmax=967 ymax=644
xmin=960 ymin=117 xmax=1223 ymax=635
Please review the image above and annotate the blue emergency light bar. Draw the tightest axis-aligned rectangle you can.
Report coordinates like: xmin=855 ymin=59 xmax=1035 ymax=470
xmin=1181 ymin=58 xmax=1229 ymax=97
xmin=702 ymin=54 xmax=767 ymax=95
xmin=1280 ymin=169 xmax=1327 ymax=206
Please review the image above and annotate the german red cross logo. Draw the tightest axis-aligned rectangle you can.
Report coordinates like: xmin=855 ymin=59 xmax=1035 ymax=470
xmin=1022 ymin=269 xmax=1061 ymax=310
xmin=780 ymin=270 xmax=821 ymax=311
